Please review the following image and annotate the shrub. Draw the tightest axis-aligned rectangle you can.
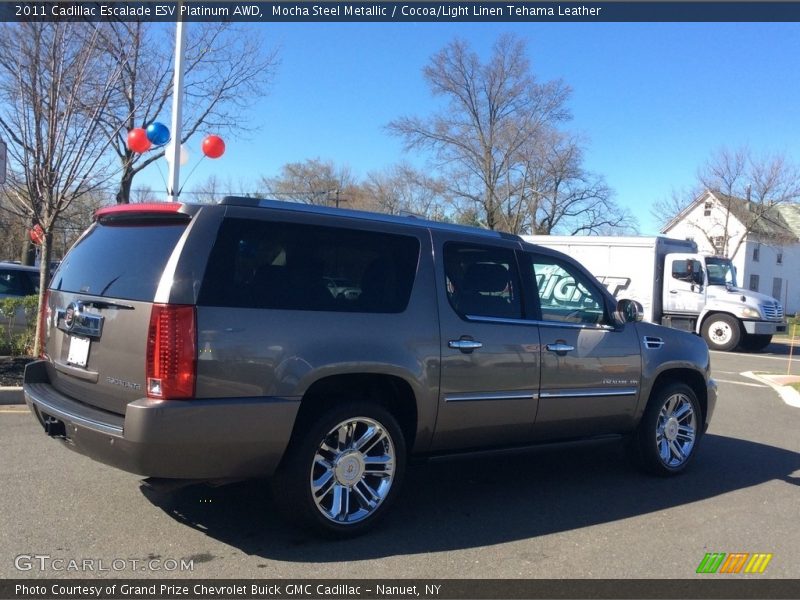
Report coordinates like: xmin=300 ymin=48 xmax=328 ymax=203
xmin=0 ymin=295 xmax=39 ymax=356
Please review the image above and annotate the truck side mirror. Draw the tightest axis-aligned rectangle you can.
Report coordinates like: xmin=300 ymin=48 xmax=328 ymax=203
xmin=616 ymin=298 xmax=644 ymax=323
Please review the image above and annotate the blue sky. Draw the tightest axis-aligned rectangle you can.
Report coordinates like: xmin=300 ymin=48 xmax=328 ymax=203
xmin=139 ymin=21 xmax=800 ymax=234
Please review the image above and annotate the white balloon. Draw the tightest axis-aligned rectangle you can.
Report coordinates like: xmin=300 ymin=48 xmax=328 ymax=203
xmin=164 ymin=143 xmax=189 ymax=165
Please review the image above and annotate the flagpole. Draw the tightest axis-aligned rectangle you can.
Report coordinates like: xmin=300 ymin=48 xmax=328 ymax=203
xmin=167 ymin=7 xmax=186 ymax=202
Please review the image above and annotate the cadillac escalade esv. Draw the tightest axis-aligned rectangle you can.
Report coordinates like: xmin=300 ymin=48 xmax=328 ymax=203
xmin=24 ymin=197 xmax=717 ymax=535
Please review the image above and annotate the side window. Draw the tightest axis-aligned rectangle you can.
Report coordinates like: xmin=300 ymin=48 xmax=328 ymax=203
xmin=529 ymin=255 xmax=607 ymax=325
xmin=444 ymin=243 xmax=522 ymax=320
xmin=671 ymin=259 xmax=703 ymax=285
xmin=0 ymin=269 xmax=33 ymax=296
xmin=198 ymin=219 xmax=420 ymax=313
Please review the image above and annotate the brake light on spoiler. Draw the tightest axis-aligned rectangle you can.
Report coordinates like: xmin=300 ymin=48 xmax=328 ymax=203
xmin=146 ymin=304 xmax=196 ymax=400
xmin=94 ymin=203 xmax=184 ymax=221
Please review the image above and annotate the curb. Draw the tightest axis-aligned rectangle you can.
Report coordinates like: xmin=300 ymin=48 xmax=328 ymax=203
xmin=741 ymin=372 xmax=800 ymax=408
xmin=0 ymin=386 xmax=24 ymax=405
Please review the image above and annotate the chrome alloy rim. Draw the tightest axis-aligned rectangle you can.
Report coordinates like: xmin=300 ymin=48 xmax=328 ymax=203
xmin=310 ymin=417 xmax=395 ymax=524
xmin=709 ymin=320 xmax=733 ymax=345
xmin=656 ymin=393 xmax=697 ymax=467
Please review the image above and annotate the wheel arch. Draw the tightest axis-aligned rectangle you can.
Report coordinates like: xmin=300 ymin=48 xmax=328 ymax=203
xmin=293 ymin=373 xmax=420 ymax=453
xmin=648 ymin=368 xmax=708 ymax=426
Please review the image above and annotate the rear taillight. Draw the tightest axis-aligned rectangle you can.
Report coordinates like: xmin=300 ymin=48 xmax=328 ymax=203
xmin=146 ymin=304 xmax=196 ymax=400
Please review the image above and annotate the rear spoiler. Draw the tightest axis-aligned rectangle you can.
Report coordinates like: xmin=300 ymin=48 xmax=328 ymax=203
xmin=94 ymin=203 xmax=190 ymax=222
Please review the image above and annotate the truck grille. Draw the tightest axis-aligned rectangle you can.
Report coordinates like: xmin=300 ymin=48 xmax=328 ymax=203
xmin=763 ymin=302 xmax=784 ymax=320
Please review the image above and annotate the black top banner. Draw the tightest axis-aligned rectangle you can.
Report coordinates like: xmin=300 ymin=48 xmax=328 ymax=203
xmin=2 ymin=1 xmax=800 ymax=22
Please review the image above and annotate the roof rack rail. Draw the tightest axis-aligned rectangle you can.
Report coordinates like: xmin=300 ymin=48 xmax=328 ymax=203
xmin=220 ymin=196 xmax=263 ymax=207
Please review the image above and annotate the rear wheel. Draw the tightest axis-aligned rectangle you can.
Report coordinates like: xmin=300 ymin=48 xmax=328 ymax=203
xmin=632 ymin=383 xmax=702 ymax=476
xmin=739 ymin=334 xmax=772 ymax=352
xmin=272 ymin=402 xmax=406 ymax=537
xmin=701 ymin=314 xmax=741 ymax=352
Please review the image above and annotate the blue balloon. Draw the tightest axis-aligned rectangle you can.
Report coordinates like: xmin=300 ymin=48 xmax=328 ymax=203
xmin=145 ymin=122 xmax=170 ymax=146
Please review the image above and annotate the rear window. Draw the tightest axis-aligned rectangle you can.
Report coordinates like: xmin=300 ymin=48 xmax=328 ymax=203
xmin=198 ymin=218 xmax=420 ymax=313
xmin=51 ymin=220 xmax=188 ymax=302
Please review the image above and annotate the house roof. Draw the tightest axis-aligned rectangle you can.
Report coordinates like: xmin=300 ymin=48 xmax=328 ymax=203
xmin=661 ymin=190 xmax=799 ymax=243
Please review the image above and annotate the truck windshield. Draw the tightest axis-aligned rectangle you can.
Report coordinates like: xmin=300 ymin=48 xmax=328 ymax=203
xmin=705 ymin=257 xmax=737 ymax=287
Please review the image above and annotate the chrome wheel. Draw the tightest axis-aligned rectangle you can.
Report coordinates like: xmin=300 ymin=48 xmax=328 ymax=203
xmin=310 ymin=417 xmax=396 ymax=524
xmin=655 ymin=392 xmax=697 ymax=468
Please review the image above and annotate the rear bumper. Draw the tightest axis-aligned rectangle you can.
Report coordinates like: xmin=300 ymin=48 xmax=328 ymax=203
xmin=23 ymin=360 xmax=300 ymax=479
xmin=742 ymin=320 xmax=786 ymax=335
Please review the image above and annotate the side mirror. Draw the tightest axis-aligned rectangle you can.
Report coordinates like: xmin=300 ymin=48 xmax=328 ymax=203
xmin=616 ymin=298 xmax=644 ymax=323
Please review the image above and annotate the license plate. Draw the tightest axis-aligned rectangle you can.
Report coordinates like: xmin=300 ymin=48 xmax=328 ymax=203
xmin=67 ymin=335 xmax=91 ymax=368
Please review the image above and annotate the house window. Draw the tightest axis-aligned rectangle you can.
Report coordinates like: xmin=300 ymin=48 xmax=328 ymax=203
xmin=749 ymin=274 xmax=760 ymax=292
xmin=704 ymin=202 xmax=712 ymax=217
xmin=777 ymin=252 xmax=783 ymax=265
xmin=753 ymin=245 xmax=760 ymax=262
xmin=773 ymin=278 xmax=782 ymax=301
xmin=711 ymin=236 xmax=726 ymax=255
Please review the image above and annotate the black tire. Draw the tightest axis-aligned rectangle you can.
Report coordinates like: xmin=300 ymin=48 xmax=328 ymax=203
xmin=701 ymin=313 xmax=741 ymax=352
xmin=739 ymin=334 xmax=772 ymax=352
xmin=272 ymin=402 xmax=406 ymax=537
xmin=631 ymin=382 xmax=703 ymax=476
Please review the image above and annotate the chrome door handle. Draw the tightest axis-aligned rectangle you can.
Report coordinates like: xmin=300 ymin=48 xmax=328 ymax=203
xmin=448 ymin=339 xmax=483 ymax=352
xmin=546 ymin=343 xmax=575 ymax=354
xmin=669 ymin=290 xmax=678 ymax=294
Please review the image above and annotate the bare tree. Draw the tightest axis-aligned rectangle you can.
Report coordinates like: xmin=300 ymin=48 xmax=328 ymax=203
xmin=261 ymin=158 xmax=355 ymax=207
xmin=517 ymin=131 xmax=637 ymax=234
xmin=97 ymin=22 xmax=279 ymax=204
xmin=364 ymin=163 xmax=448 ymax=219
xmin=655 ymin=147 xmax=800 ymax=259
xmin=388 ymin=34 xmax=572 ymax=231
xmin=0 ymin=22 xmax=125 ymax=354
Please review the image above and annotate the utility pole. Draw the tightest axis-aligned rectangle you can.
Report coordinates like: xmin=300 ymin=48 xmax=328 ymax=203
xmin=167 ymin=10 xmax=186 ymax=202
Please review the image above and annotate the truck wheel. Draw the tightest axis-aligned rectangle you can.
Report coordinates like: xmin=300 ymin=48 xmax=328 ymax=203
xmin=632 ymin=383 xmax=702 ymax=476
xmin=739 ymin=334 xmax=772 ymax=352
xmin=701 ymin=314 xmax=741 ymax=351
xmin=272 ymin=402 xmax=406 ymax=537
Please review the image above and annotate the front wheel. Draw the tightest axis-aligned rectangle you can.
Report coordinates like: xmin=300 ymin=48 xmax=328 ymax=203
xmin=701 ymin=314 xmax=741 ymax=351
xmin=272 ymin=402 xmax=406 ymax=537
xmin=632 ymin=383 xmax=702 ymax=476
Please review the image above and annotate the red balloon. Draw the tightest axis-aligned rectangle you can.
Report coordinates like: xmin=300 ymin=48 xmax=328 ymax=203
xmin=201 ymin=135 xmax=225 ymax=159
xmin=127 ymin=128 xmax=152 ymax=153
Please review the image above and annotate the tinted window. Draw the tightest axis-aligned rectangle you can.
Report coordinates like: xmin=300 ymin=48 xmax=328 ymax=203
xmin=51 ymin=220 xmax=188 ymax=301
xmin=444 ymin=243 xmax=522 ymax=320
xmin=0 ymin=268 xmax=36 ymax=296
xmin=198 ymin=219 xmax=420 ymax=313
xmin=529 ymin=254 xmax=606 ymax=325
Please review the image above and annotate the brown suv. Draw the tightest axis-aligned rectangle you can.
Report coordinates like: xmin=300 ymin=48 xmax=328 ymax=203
xmin=24 ymin=198 xmax=716 ymax=535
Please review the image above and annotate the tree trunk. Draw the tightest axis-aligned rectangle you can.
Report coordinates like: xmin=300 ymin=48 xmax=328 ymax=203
xmin=32 ymin=232 xmax=52 ymax=357
xmin=20 ymin=237 xmax=36 ymax=266
xmin=116 ymin=160 xmax=134 ymax=204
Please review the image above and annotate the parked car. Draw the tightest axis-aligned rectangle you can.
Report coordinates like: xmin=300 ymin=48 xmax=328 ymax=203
xmin=0 ymin=262 xmax=40 ymax=336
xmin=24 ymin=198 xmax=716 ymax=536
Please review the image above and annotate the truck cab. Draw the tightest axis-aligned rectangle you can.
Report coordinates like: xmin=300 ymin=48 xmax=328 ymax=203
xmin=662 ymin=253 xmax=786 ymax=351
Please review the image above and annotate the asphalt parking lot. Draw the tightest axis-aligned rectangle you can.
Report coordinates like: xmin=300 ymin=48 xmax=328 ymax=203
xmin=1 ymin=345 xmax=799 ymax=581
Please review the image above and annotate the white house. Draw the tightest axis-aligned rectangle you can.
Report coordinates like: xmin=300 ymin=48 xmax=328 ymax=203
xmin=662 ymin=190 xmax=800 ymax=315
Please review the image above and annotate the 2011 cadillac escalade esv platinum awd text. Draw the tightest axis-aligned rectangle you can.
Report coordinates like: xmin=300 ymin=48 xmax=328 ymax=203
xmin=24 ymin=197 xmax=717 ymax=536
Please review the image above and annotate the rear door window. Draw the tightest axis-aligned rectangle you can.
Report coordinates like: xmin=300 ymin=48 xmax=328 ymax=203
xmin=198 ymin=218 xmax=420 ymax=313
xmin=443 ymin=243 xmax=523 ymax=320
xmin=50 ymin=220 xmax=189 ymax=301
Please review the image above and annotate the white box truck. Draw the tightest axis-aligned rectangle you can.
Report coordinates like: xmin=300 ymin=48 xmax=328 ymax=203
xmin=523 ymin=235 xmax=786 ymax=352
